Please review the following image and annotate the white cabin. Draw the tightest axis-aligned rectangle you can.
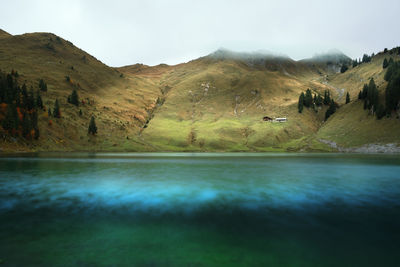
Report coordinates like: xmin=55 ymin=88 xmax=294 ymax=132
xmin=274 ymin=117 xmax=287 ymax=122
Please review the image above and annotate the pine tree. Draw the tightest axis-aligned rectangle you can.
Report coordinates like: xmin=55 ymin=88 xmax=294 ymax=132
xmin=69 ymin=89 xmax=79 ymax=106
xmin=27 ymin=88 xmax=35 ymax=110
xmin=346 ymin=92 xmax=350 ymax=104
xmin=22 ymin=111 xmax=32 ymax=138
xmin=361 ymin=84 xmax=368 ymax=99
xmin=376 ymin=104 xmax=386 ymax=119
xmin=372 ymin=87 xmax=379 ymax=113
xmin=34 ymin=127 xmax=40 ymax=140
xmin=36 ymin=90 xmax=43 ymax=109
xmin=2 ymin=103 xmax=18 ymax=132
xmin=6 ymin=74 xmax=13 ymax=91
xmin=367 ymin=78 xmax=379 ymax=111
xmin=13 ymin=86 xmax=21 ymax=107
xmin=21 ymin=84 xmax=28 ymax=108
xmin=53 ymin=99 xmax=61 ymax=118
xmin=362 ymin=54 xmax=371 ymax=63
xmin=31 ymin=110 xmax=38 ymax=130
xmin=316 ymin=94 xmax=323 ymax=106
xmin=39 ymin=79 xmax=47 ymax=92
xmin=385 ymin=68 xmax=400 ymax=112
xmin=340 ymin=64 xmax=348 ymax=73
xmin=325 ymin=100 xmax=336 ymax=120
xmin=298 ymin=92 xmax=304 ymax=113
xmin=326 ymin=91 xmax=331 ymax=104
xmin=88 ymin=116 xmax=97 ymax=135
xmin=304 ymin=89 xmax=313 ymax=107
xmin=383 ymin=58 xmax=389 ymax=69
xmin=323 ymin=90 xmax=331 ymax=105
xmin=384 ymin=60 xmax=399 ymax=83
xmin=358 ymin=91 xmax=362 ymax=100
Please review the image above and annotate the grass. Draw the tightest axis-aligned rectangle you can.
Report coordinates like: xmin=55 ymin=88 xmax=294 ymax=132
xmin=317 ymin=101 xmax=400 ymax=147
xmin=140 ymin=58 xmax=328 ymax=151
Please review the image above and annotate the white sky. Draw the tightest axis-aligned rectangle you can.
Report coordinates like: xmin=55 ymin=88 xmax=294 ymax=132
xmin=1 ymin=0 xmax=399 ymax=66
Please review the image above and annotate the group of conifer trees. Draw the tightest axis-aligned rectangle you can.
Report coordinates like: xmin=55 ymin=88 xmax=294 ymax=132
xmin=48 ymin=99 xmax=61 ymax=118
xmin=384 ymin=60 xmax=400 ymax=115
xmin=298 ymin=89 xmax=338 ymax=120
xmin=351 ymin=53 xmax=374 ymax=68
xmin=382 ymin=57 xmax=394 ymax=69
xmin=356 ymin=57 xmax=400 ymax=120
xmin=0 ymin=71 xmax=42 ymax=139
xmin=0 ymin=69 xmax=98 ymax=141
xmin=357 ymin=78 xmax=385 ymax=119
xmin=298 ymin=89 xmax=321 ymax=113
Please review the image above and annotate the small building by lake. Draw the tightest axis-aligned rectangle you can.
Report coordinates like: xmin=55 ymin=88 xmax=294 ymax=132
xmin=274 ymin=117 xmax=287 ymax=122
xmin=263 ymin=116 xmax=287 ymax=122
xmin=263 ymin=116 xmax=273 ymax=121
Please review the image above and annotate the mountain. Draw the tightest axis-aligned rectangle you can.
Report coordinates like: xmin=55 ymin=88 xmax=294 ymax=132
xmin=128 ymin=51 xmax=329 ymax=151
xmin=0 ymin=30 xmax=399 ymax=152
xmin=306 ymin=49 xmax=351 ymax=64
xmin=0 ymin=31 xmax=161 ymax=151
xmin=301 ymin=49 xmax=352 ymax=74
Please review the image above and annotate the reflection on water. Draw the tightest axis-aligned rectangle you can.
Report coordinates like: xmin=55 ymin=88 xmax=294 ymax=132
xmin=0 ymin=153 xmax=400 ymax=266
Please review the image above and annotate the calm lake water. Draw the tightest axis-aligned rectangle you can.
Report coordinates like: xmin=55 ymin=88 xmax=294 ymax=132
xmin=0 ymin=153 xmax=399 ymax=266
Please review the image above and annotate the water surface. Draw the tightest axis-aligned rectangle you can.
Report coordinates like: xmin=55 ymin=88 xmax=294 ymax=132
xmin=0 ymin=153 xmax=399 ymax=266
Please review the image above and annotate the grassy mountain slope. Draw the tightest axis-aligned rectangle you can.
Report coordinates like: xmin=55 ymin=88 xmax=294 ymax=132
xmin=316 ymin=51 xmax=400 ymax=147
xmin=0 ymin=31 xmax=161 ymax=152
xmin=0 ymin=30 xmax=398 ymax=152
xmin=135 ymin=54 xmax=334 ymax=151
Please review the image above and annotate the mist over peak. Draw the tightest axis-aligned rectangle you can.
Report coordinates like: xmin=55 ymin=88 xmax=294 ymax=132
xmin=208 ymin=48 xmax=291 ymax=61
xmin=307 ymin=49 xmax=351 ymax=64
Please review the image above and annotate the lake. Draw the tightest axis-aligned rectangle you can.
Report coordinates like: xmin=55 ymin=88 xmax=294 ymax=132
xmin=0 ymin=153 xmax=399 ymax=266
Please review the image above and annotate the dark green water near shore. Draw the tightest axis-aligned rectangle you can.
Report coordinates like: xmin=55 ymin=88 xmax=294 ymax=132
xmin=0 ymin=153 xmax=399 ymax=266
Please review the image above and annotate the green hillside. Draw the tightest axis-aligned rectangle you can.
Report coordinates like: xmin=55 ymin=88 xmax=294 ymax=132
xmin=0 ymin=30 xmax=399 ymax=152
xmin=137 ymin=55 xmax=331 ymax=151
xmin=316 ymin=50 xmax=400 ymax=148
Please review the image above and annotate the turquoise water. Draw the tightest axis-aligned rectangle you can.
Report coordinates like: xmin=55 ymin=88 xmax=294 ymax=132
xmin=0 ymin=153 xmax=399 ymax=266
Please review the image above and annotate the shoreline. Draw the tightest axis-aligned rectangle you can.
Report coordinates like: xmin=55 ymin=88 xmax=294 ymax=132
xmin=318 ymin=139 xmax=400 ymax=154
xmin=1 ymin=140 xmax=400 ymax=155
xmin=1 ymin=149 xmax=400 ymax=156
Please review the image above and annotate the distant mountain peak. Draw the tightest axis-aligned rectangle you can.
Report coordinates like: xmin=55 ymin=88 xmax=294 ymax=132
xmin=309 ymin=49 xmax=350 ymax=63
xmin=320 ymin=48 xmax=346 ymax=56
xmin=207 ymin=48 xmax=290 ymax=61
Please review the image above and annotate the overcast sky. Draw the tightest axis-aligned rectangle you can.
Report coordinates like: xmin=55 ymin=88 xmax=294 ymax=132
xmin=1 ymin=0 xmax=399 ymax=66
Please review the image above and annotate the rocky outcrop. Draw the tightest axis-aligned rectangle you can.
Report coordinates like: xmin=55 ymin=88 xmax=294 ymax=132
xmin=319 ymin=139 xmax=400 ymax=153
